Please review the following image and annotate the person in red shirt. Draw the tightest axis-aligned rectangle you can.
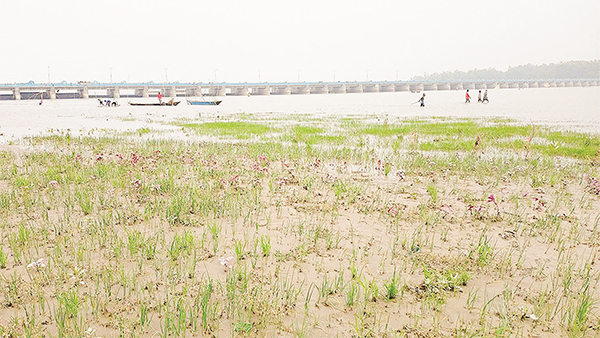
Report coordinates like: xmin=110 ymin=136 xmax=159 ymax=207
xmin=465 ymin=90 xmax=471 ymax=103
xmin=157 ymin=92 xmax=163 ymax=104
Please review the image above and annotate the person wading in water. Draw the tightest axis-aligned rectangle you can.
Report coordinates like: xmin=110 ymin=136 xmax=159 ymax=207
xmin=417 ymin=93 xmax=426 ymax=107
xmin=482 ymin=90 xmax=489 ymax=103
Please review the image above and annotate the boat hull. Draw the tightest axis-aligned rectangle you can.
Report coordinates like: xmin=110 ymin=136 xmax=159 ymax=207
xmin=128 ymin=101 xmax=181 ymax=106
xmin=187 ymin=100 xmax=222 ymax=106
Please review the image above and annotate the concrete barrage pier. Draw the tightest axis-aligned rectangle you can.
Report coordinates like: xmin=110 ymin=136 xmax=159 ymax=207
xmin=0 ymin=79 xmax=598 ymax=100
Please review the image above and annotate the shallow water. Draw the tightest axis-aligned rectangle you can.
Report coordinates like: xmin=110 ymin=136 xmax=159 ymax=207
xmin=0 ymin=87 xmax=598 ymax=143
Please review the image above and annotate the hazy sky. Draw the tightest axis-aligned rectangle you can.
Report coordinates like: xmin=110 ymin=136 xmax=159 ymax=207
xmin=1 ymin=0 xmax=598 ymax=84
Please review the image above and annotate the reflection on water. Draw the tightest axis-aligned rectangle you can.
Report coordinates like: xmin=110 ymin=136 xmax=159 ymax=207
xmin=0 ymin=87 xmax=598 ymax=143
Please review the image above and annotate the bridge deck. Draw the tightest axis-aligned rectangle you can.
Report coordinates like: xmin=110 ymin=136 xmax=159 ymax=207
xmin=0 ymin=79 xmax=597 ymax=100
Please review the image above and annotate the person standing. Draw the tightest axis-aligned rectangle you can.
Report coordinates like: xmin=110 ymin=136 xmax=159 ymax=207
xmin=157 ymin=91 xmax=163 ymax=104
xmin=465 ymin=90 xmax=471 ymax=103
xmin=482 ymin=90 xmax=489 ymax=103
xmin=477 ymin=90 xmax=482 ymax=103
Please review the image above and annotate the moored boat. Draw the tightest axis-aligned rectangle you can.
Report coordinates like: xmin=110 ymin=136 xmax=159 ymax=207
xmin=128 ymin=100 xmax=181 ymax=106
xmin=186 ymin=99 xmax=222 ymax=106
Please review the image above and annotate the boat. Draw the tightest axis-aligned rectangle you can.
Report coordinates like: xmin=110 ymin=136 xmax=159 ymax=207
xmin=128 ymin=100 xmax=181 ymax=106
xmin=186 ymin=99 xmax=222 ymax=106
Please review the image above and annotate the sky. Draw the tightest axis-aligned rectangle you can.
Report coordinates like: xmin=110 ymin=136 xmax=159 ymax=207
xmin=1 ymin=0 xmax=598 ymax=84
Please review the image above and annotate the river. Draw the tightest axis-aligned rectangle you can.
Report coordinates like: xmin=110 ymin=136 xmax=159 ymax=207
xmin=0 ymin=87 xmax=598 ymax=143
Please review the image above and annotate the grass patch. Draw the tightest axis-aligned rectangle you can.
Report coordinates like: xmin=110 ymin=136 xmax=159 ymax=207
xmin=179 ymin=121 xmax=273 ymax=138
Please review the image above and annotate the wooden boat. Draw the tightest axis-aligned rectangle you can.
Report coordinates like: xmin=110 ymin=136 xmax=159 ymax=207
xmin=186 ymin=99 xmax=222 ymax=106
xmin=128 ymin=100 xmax=181 ymax=106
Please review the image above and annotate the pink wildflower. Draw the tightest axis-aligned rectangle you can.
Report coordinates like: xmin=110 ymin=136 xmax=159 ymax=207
xmin=396 ymin=170 xmax=406 ymax=180
xmin=219 ymin=256 xmax=234 ymax=271
xmin=487 ymin=194 xmax=500 ymax=216
xmin=387 ymin=206 xmax=398 ymax=217
xmin=440 ymin=204 xmax=453 ymax=214
xmin=131 ymin=178 xmax=142 ymax=189
xmin=131 ymin=153 xmax=141 ymax=165
xmin=27 ymin=258 xmax=46 ymax=269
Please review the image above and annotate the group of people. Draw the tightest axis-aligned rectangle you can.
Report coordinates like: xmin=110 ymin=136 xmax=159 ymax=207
xmin=98 ymin=99 xmax=119 ymax=107
xmin=465 ymin=89 xmax=489 ymax=103
xmin=414 ymin=89 xmax=490 ymax=107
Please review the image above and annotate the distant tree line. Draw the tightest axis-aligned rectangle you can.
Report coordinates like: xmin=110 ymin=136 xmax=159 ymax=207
xmin=411 ymin=60 xmax=600 ymax=81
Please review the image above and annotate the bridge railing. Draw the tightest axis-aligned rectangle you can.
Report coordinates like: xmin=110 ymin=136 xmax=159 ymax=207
xmin=1 ymin=78 xmax=599 ymax=88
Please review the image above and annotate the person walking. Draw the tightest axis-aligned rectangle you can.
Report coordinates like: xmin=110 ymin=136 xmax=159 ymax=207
xmin=418 ymin=93 xmax=426 ymax=107
xmin=465 ymin=90 xmax=471 ymax=103
xmin=157 ymin=91 xmax=163 ymax=104
xmin=482 ymin=90 xmax=489 ymax=103
xmin=477 ymin=90 xmax=482 ymax=103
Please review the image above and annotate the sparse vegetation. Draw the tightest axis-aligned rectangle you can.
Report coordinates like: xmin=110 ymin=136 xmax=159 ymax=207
xmin=0 ymin=115 xmax=598 ymax=337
